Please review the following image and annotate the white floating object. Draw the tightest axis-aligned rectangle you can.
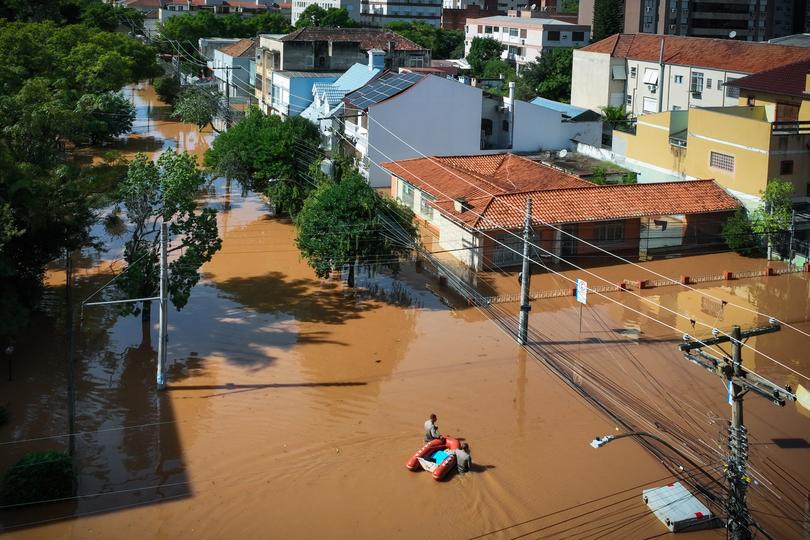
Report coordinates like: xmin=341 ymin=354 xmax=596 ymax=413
xmin=642 ymin=482 xmax=721 ymax=533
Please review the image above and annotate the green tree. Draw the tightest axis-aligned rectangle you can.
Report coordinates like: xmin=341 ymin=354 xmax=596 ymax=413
xmin=592 ymin=0 xmax=623 ymax=41
xmin=752 ymin=178 xmax=794 ymax=258
xmin=114 ymin=151 xmax=222 ymax=323
xmin=205 ymin=107 xmax=322 ymax=215
xmin=296 ymin=4 xmax=327 ymax=27
xmin=159 ymin=10 xmax=291 ymax=55
xmin=600 ymin=104 xmax=632 ymax=129
xmin=321 ymin=7 xmax=358 ymax=27
xmin=722 ymin=208 xmax=760 ymax=256
xmin=481 ymin=58 xmax=516 ymax=82
xmin=467 ymin=37 xmax=503 ymax=77
xmin=74 ymin=91 xmax=136 ymax=145
xmin=560 ymin=0 xmax=579 ymax=13
xmin=153 ymin=75 xmax=182 ymax=106
xmin=515 ymin=48 xmax=573 ymax=102
xmin=172 ymin=86 xmax=225 ymax=132
xmin=82 ymin=3 xmax=145 ymax=33
xmin=1 ymin=450 xmax=75 ymax=505
xmin=384 ymin=22 xmax=463 ymax=59
xmin=295 ymin=171 xmax=417 ymax=287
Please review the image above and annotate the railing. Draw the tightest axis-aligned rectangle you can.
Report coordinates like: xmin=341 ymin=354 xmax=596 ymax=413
xmin=668 ymin=136 xmax=687 ymax=148
xmin=771 ymin=120 xmax=810 ymax=135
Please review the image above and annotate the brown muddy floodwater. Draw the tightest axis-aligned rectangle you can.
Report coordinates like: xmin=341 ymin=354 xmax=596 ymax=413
xmin=0 ymin=84 xmax=805 ymax=539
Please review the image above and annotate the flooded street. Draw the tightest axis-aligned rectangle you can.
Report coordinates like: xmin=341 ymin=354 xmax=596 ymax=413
xmin=0 ymin=84 xmax=807 ymax=539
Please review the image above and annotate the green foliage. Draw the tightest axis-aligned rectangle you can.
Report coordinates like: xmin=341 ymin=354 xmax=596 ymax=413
xmin=481 ymin=59 xmax=515 ymax=82
xmin=296 ymin=5 xmax=357 ymax=28
xmin=1 ymin=450 xmax=75 ymax=505
xmin=74 ymin=92 xmax=135 ymax=145
xmin=384 ymin=22 xmax=463 ymax=59
xmin=592 ymin=0 xmax=623 ymax=41
xmin=0 ymin=0 xmax=84 ymax=23
xmin=81 ymin=3 xmax=144 ymax=33
xmin=559 ymin=0 xmax=579 ymax=13
xmin=589 ymin=166 xmax=607 ymax=185
xmin=204 ymin=107 xmax=321 ymax=216
xmin=751 ymin=178 xmax=794 ymax=240
xmin=467 ymin=37 xmax=503 ymax=77
xmin=173 ymin=86 xmax=225 ymax=132
xmin=153 ymin=76 xmax=182 ymax=106
xmin=621 ymin=172 xmax=637 ymax=184
xmin=115 ymin=150 xmax=221 ymax=318
xmin=600 ymin=104 xmax=631 ymax=129
xmin=723 ymin=208 xmax=761 ymax=256
xmin=514 ymin=48 xmax=573 ymax=102
xmin=295 ymin=172 xmax=417 ymax=286
xmin=158 ymin=11 xmax=291 ymax=54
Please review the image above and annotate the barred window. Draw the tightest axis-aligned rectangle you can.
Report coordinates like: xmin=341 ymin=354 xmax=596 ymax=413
xmin=709 ymin=151 xmax=735 ymax=172
xmin=595 ymin=221 xmax=625 ymax=243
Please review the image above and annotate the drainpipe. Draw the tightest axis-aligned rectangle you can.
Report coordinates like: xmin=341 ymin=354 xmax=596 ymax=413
xmin=657 ymin=38 xmax=665 ymax=113
xmin=508 ymin=81 xmax=515 ymax=149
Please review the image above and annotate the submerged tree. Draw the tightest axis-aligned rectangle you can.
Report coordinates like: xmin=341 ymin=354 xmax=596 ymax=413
xmin=115 ymin=150 xmax=222 ymax=325
xmin=74 ymin=91 xmax=135 ymax=145
xmin=295 ymin=171 xmax=417 ymax=287
xmin=172 ymin=86 xmax=226 ymax=132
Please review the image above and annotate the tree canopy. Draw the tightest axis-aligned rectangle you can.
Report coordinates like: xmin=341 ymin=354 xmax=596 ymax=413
xmin=384 ymin=22 xmax=464 ymax=59
xmin=467 ymin=37 xmax=503 ymax=77
xmin=296 ymin=5 xmax=358 ymax=28
xmin=204 ymin=107 xmax=321 ymax=216
xmin=514 ymin=48 xmax=573 ymax=102
xmin=158 ymin=10 xmax=292 ymax=55
xmin=173 ymin=86 xmax=226 ymax=133
xmin=295 ymin=171 xmax=417 ymax=287
xmin=592 ymin=0 xmax=622 ymax=41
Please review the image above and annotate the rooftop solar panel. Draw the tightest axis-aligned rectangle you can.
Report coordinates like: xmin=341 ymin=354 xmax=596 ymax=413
xmin=345 ymin=72 xmax=424 ymax=109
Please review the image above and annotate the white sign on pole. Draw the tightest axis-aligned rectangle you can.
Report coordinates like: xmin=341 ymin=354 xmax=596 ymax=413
xmin=576 ymin=278 xmax=588 ymax=305
xmin=728 ymin=380 xmax=733 ymax=405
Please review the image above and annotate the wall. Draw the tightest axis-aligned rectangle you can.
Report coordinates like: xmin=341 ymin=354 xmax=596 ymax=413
xmin=571 ymin=50 xmax=614 ymax=112
xmin=437 ymin=214 xmax=481 ymax=269
xmin=511 ymin=100 xmax=601 ymax=151
xmin=613 ymin=111 xmax=690 ymax=176
xmin=365 ymin=76 xmax=484 ymax=187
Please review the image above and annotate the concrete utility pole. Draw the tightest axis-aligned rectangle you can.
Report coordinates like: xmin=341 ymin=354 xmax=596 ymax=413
xmin=65 ymin=248 xmax=76 ymax=457
xmin=517 ymin=198 xmax=532 ymax=345
xmin=225 ymin=69 xmax=231 ymax=130
xmin=157 ymin=222 xmax=168 ymax=390
xmin=679 ymin=323 xmax=796 ymax=540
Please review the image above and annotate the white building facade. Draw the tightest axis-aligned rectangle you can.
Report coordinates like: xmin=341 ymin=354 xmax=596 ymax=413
xmin=464 ymin=15 xmax=590 ymax=67
xmin=291 ymin=0 xmax=361 ymax=25
xmin=360 ymin=0 xmax=442 ymax=27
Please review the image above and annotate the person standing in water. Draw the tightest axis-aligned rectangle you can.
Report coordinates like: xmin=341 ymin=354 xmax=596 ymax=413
xmin=455 ymin=442 xmax=472 ymax=474
xmin=424 ymin=414 xmax=441 ymax=442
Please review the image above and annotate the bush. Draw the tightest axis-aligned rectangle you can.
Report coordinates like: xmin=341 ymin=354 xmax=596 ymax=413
xmin=1 ymin=450 xmax=76 ymax=505
xmin=722 ymin=208 xmax=762 ymax=256
xmin=153 ymin=76 xmax=182 ymax=106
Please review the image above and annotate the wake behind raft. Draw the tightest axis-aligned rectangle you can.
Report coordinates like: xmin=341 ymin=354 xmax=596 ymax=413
xmin=406 ymin=436 xmax=460 ymax=481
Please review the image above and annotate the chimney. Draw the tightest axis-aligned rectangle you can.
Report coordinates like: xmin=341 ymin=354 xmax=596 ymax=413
xmin=453 ymin=197 xmax=468 ymax=213
xmin=368 ymin=48 xmax=385 ymax=70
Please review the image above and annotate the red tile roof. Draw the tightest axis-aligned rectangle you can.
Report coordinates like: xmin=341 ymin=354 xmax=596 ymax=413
xmin=279 ymin=28 xmax=426 ymax=52
xmin=383 ymin=154 xmax=591 ymax=203
xmin=726 ymin=59 xmax=810 ymax=98
xmin=580 ymin=34 xmax=810 ymax=75
xmin=219 ymin=38 xmax=256 ymax=58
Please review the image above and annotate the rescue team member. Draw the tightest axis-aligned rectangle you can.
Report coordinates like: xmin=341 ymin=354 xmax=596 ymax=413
xmin=424 ymin=413 xmax=441 ymax=442
xmin=455 ymin=442 xmax=471 ymax=474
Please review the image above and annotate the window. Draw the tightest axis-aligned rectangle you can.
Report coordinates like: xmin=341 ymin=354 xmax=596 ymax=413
xmin=493 ymin=26 xmax=499 ymax=32
xmin=520 ymin=28 xmax=527 ymax=38
xmin=690 ymin=71 xmax=704 ymax=93
xmin=709 ymin=151 xmax=735 ymax=172
xmin=780 ymin=160 xmax=794 ymax=175
xmin=502 ymin=120 xmax=509 ymax=131
xmin=643 ymin=68 xmax=659 ymax=85
xmin=485 ymin=25 xmax=492 ymax=33
xmin=419 ymin=193 xmax=434 ymax=219
xmin=706 ymin=78 xmax=712 ymax=89
xmin=509 ymin=27 xmax=519 ymax=37
xmin=572 ymin=31 xmax=584 ymax=41
xmin=595 ymin=221 xmax=625 ymax=243
xmin=674 ymin=75 xmax=683 ymax=83
xmin=776 ymin=102 xmax=800 ymax=122
xmin=642 ymin=96 xmax=657 ymax=112
xmin=630 ymin=66 xmax=637 ymax=78
xmin=401 ymin=181 xmax=415 ymax=207
xmin=477 ymin=25 xmax=482 ymax=32
xmin=481 ymin=118 xmax=493 ymax=136
xmin=626 ymin=94 xmax=632 ymax=105
xmin=725 ymin=82 xmax=740 ymax=98
xmin=547 ymin=30 xmax=560 ymax=41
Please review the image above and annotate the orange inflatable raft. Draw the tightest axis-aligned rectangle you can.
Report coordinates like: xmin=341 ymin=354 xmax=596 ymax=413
xmin=405 ymin=436 xmax=460 ymax=481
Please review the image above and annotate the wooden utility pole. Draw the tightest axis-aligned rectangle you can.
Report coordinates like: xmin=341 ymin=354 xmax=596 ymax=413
xmin=679 ymin=323 xmax=796 ymax=539
xmin=517 ymin=198 xmax=532 ymax=345
xmin=65 ymin=248 xmax=76 ymax=457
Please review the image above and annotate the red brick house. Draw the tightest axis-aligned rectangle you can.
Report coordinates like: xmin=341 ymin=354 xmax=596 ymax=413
xmin=383 ymin=154 xmax=740 ymax=270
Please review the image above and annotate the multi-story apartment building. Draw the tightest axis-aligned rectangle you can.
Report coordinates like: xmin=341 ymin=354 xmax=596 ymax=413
xmin=571 ymin=34 xmax=810 ymax=116
xmin=291 ymin=0 xmax=361 ymax=25
xmin=610 ymin=59 xmax=810 ymax=201
xmin=360 ymin=0 xmax=443 ymax=26
xmin=464 ymin=13 xmax=590 ymax=67
xmin=159 ymin=0 xmax=283 ymax=23
xmin=255 ymin=28 xmax=430 ymax=115
xmin=578 ymin=0 xmax=809 ymax=41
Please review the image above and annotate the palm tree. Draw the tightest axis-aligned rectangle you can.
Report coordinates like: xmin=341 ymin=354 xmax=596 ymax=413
xmin=600 ymin=105 xmax=633 ymax=131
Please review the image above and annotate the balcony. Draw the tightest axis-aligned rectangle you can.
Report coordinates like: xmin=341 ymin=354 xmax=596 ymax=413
xmin=772 ymin=120 xmax=810 ymax=135
xmin=668 ymin=128 xmax=687 ymax=148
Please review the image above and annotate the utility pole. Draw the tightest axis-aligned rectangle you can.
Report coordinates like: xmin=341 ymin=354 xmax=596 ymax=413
xmin=65 ymin=248 xmax=76 ymax=457
xmin=157 ymin=222 xmax=168 ymax=390
xmin=517 ymin=198 xmax=532 ymax=345
xmin=679 ymin=323 xmax=796 ymax=539
xmin=225 ymin=69 xmax=231 ymax=130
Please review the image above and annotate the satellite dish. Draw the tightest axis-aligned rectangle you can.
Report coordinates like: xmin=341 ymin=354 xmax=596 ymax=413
xmin=729 ymin=31 xmax=737 ymax=39
xmin=558 ymin=149 xmax=568 ymax=158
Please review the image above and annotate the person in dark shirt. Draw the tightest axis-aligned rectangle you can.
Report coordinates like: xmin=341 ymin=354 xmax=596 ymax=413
xmin=424 ymin=413 xmax=441 ymax=442
xmin=455 ymin=442 xmax=471 ymax=474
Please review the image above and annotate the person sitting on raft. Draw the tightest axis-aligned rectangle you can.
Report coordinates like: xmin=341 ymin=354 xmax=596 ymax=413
xmin=455 ymin=442 xmax=471 ymax=474
xmin=424 ymin=413 xmax=441 ymax=442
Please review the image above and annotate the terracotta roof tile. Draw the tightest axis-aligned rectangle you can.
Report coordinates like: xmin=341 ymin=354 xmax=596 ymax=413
xmin=219 ymin=38 xmax=256 ymax=58
xmin=726 ymin=59 xmax=810 ymax=98
xmin=580 ymin=34 xmax=810 ymax=74
xmin=382 ymin=154 xmax=591 ymax=203
xmin=279 ymin=28 xmax=426 ymax=52
xmin=470 ymin=181 xmax=740 ymax=230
